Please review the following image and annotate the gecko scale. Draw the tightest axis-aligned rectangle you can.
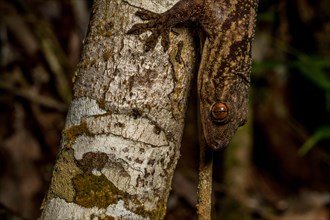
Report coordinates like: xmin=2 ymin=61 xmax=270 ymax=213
xmin=128 ymin=0 xmax=258 ymax=149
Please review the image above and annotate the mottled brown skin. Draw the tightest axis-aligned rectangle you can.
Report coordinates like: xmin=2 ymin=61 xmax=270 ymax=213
xmin=128 ymin=0 xmax=258 ymax=149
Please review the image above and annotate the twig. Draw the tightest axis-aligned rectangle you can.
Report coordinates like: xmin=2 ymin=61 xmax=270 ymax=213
xmin=197 ymin=137 xmax=213 ymax=220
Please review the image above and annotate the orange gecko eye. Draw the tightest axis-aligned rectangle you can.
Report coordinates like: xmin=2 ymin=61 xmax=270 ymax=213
xmin=210 ymin=102 xmax=229 ymax=123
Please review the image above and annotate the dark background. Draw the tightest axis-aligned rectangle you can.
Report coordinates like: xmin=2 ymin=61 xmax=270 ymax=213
xmin=0 ymin=0 xmax=329 ymax=219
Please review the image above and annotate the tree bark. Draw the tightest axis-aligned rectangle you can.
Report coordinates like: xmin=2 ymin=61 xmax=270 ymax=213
xmin=40 ymin=0 xmax=195 ymax=219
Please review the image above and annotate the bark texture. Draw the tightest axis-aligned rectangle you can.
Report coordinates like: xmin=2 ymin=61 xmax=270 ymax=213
xmin=41 ymin=0 xmax=195 ymax=219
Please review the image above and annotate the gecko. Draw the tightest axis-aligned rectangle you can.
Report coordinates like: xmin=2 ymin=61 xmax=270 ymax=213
xmin=127 ymin=0 xmax=258 ymax=149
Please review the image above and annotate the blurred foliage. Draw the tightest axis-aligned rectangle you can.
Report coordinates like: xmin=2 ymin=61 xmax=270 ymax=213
xmin=293 ymin=55 xmax=330 ymax=110
xmin=299 ymin=126 xmax=330 ymax=156
xmin=254 ymin=47 xmax=330 ymax=153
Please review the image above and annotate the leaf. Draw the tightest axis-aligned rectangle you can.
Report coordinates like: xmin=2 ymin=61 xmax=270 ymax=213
xmin=294 ymin=56 xmax=330 ymax=91
xmin=298 ymin=126 xmax=330 ymax=156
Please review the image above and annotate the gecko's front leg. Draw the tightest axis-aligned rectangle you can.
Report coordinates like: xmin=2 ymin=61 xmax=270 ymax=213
xmin=127 ymin=0 xmax=201 ymax=51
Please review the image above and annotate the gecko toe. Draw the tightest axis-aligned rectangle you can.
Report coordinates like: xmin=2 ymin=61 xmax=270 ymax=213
xmin=127 ymin=23 xmax=147 ymax=35
xmin=128 ymin=9 xmax=174 ymax=52
xmin=161 ymin=30 xmax=170 ymax=51
xmin=145 ymin=32 xmax=160 ymax=51
xmin=135 ymin=10 xmax=160 ymax=20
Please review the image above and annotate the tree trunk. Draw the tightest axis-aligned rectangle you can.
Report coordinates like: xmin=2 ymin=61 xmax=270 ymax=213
xmin=40 ymin=0 xmax=195 ymax=219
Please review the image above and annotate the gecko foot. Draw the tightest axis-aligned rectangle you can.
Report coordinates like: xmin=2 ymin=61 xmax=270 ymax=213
xmin=127 ymin=9 xmax=171 ymax=52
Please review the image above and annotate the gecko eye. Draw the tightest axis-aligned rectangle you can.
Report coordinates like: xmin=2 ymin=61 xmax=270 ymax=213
xmin=210 ymin=102 xmax=229 ymax=123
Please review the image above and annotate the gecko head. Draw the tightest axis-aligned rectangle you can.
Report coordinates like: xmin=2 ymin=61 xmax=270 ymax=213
xmin=199 ymin=73 xmax=250 ymax=150
xmin=202 ymin=98 xmax=248 ymax=150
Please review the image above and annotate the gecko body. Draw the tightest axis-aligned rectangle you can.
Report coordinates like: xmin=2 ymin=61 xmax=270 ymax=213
xmin=128 ymin=0 xmax=258 ymax=149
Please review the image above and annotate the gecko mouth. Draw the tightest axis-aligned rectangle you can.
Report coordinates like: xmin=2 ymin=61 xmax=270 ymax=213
xmin=207 ymin=138 xmax=228 ymax=150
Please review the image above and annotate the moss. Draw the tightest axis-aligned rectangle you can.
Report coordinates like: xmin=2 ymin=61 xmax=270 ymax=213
xmin=100 ymin=216 xmax=115 ymax=220
xmin=63 ymin=121 xmax=90 ymax=148
xmin=90 ymin=214 xmax=115 ymax=220
xmin=80 ymin=59 xmax=91 ymax=69
xmin=90 ymin=58 xmax=97 ymax=66
xmin=102 ymin=50 xmax=112 ymax=61
xmin=72 ymin=173 xmax=123 ymax=208
xmin=48 ymin=149 xmax=168 ymax=218
xmin=132 ymin=198 xmax=167 ymax=220
xmin=79 ymin=58 xmax=98 ymax=70
xmin=104 ymin=31 xmax=113 ymax=38
xmin=47 ymin=148 xmax=82 ymax=202
xmin=72 ymin=171 xmax=167 ymax=218
xmin=104 ymin=217 xmax=115 ymax=220
xmin=77 ymin=152 xmax=109 ymax=172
